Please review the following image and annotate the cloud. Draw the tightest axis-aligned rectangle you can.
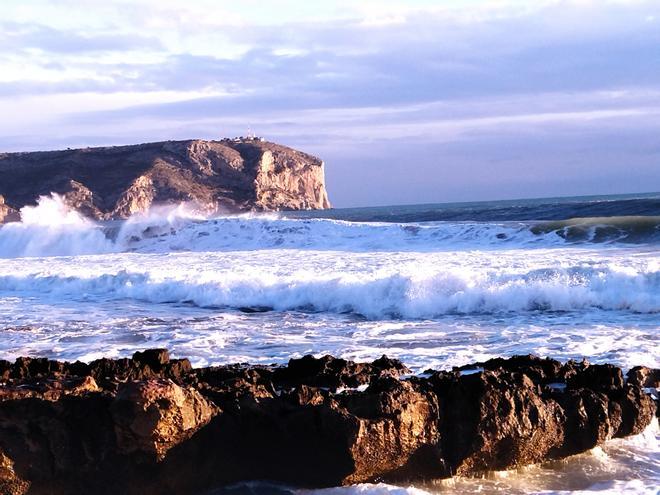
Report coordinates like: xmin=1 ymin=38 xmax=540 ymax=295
xmin=0 ymin=22 xmax=163 ymax=54
xmin=0 ymin=0 xmax=659 ymax=204
xmin=3 ymin=1 xmax=660 ymax=101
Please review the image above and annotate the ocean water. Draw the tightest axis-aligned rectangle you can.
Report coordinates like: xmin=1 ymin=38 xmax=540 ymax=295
xmin=0 ymin=192 xmax=658 ymax=494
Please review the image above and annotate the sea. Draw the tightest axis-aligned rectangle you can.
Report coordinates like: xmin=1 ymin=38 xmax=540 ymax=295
xmin=0 ymin=192 xmax=658 ymax=495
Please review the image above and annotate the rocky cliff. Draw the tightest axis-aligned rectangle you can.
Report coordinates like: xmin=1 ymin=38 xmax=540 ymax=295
xmin=0 ymin=139 xmax=331 ymax=221
xmin=0 ymin=196 xmax=18 ymax=224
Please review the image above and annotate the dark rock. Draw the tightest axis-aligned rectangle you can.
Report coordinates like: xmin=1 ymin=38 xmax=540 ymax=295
xmin=627 ymin=366 xmax=660 ymax=388
xmin=552 ymin=389 xmax=613 ymax=456
xmin=85 ymin=354 xmax=193 ymax=389
xmin=0 ymin=375 xmax=100 ymax=401
xmin=432 ymin=370 xmax=564 ymax=474
xmin=567 ymin=364 xmax=624 ymax=393
xmin=132 ymin=349 xmax=170 ymax=371
xmin=273 ymin=354 xmax=409 ymax=391
xmin=333 ymin=376 xmax=441 ymax=483
xmin=0 ymin=360 xmax=10 ymax=381
xmin=551 ymin=379 xmax=655 ymax=458
xmin=613 ymin=384 xmax=656 ymax=437
xmin=458 ymin=354 xmax=564 ymax=384
xmin=0 ymin=451 xmax=30 ymax=495
xmin=627 ymin=367 xmax=660 ymax=418
xmin=194 ymin=365 xmax=275 ymax=406
xmin=8 ymin=357 xmax=65 ymax=380
xmin=0 ymin=391 xmax=117 ymax=493
xmin=111 ymin=379 xmax=219 ymax=461
xmin=0 ymin=350 xmax=656 ymax=494
xmin=204 ymin=375 xmax=440 ymax=487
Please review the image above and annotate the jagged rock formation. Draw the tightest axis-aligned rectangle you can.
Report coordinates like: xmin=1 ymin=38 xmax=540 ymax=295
xmin=0 ymin=351 xmax=656 ymax=494
xmin=0 ymin=139 xmax=331 ymax=222
xmin=0 ymin=196 xmax=18 ymax=224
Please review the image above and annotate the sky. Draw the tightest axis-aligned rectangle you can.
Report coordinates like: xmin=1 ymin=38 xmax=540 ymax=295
xmin=1 ymin=0 xmax=659 ymax=207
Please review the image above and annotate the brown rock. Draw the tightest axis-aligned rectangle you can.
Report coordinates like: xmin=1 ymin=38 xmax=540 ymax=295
xmin=627 ymin=366 xmax=660 ymax=388
xmin=432 ymin=370 xmax=564 ymax=474
xmin=0 ymin=139 xmax=331 ymax=224
xmin=0 ymin=451 xmax=30 ymax=495
xmin=60 ymin=180 xmax=104 ymax=219
xmin=552 ymin=389 xmax=613 ymax=456
xmin=337 ymin=377 xmax=441 ymax=484
xmin=613 ymin=384 xmax=656 ymax=437
xmin=111 ymin=379 xmax=219 ymax=461
xmin=205 ymin=375 xmax=440 ymax=487
xmin=567 ymin=363 xmax=624 ymax=392
xmin=273 ymin=354 xmax=409 ymax=391
xmin=0 ymin=375 xmax=100 ymax=402
xmin=458 ymin=354 xmax=564 ymax=383
xmin=0 ymin=350 xmax=656 ymax=493
xmin=0 ymin=195 xmax=19 ymax=223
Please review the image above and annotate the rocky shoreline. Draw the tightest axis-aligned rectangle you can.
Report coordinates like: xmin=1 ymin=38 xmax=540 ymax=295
xmin=0 ymin=350 xmax=657 ymax=494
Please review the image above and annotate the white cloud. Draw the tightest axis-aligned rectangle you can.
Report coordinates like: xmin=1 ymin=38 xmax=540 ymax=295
xmin=1 ymin=0 xmax=659 ymax=203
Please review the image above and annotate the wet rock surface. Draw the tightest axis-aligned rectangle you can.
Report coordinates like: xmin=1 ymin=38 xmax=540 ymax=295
xmin=0 ymin=351 xmax=656 ymax=494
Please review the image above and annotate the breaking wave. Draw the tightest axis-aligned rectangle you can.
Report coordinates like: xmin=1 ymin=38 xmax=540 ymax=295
xmin=0 ymin=264 xmax=657 ymax=318
xmin=531 ymin=216 xmax=660 ymax=244
xmin=0 ymin=194 xmax=658 ymax=259
xmin=0 ymin=194 xmax=113 ymax=258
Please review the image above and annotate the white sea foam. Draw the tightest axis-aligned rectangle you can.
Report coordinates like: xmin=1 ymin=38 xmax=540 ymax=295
xmin=114 ymin=215 xmax=555 ymax=253
xmin=0 ymin=196 xmax=607 ymax=260
xmin=0 ymin=194 xmax=113 ymax=258
xmin=0 ymin=196 xmax=658 ymax=493
xmin=0 ymin=255 xmax=656 ymax=317
xmin=1 ymin=245 xmax=657 ymax=371
xmin=1 ymin=196 xmax=657 ymax=260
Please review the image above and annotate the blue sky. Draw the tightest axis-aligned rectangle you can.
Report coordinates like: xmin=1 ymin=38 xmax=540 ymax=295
xmin=1 ymin=0 xmax=659 ymax=206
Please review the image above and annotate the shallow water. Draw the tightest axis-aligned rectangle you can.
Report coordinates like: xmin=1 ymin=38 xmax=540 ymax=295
xmin=0 ymin=193 xmax=658 ymax=494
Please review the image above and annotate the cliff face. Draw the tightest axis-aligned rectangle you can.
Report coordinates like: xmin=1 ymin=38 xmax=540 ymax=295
xmin=0 ymin=196 xmax=18 ymax=224
xmin=0 ymin=139 xmax=331 ymax=221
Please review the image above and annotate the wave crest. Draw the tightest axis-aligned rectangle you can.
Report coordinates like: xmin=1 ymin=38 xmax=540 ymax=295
xmin=0 ymin=195 xmax=658 ymax=259
xmin=0 ymin=194 xmax=113 ymax=258
xmin=531 ymin=216 xmax=660 ymax=244
xmin=1 ymin=264 xmax=657 ymax=318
